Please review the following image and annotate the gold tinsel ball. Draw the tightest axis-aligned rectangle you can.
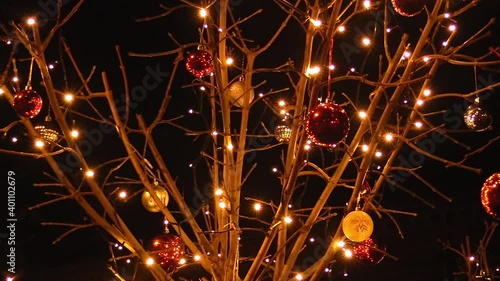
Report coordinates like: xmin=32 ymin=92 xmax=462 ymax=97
xmin=141 ymin=186 xmax=169 ymax=213
xmin=35 ymin=123 xmax=59 ymax=143
xmin=464 ymin=102 xmax=491 ymax=131
xmin=227 ymin=81 xmax=254 ymax=107
xmin=275 ymin=118 xmax=292 ymax=142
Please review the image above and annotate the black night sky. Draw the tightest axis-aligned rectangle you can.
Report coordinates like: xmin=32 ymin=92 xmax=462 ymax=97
xmin=1 ymin=0 xmax=500 ymax=281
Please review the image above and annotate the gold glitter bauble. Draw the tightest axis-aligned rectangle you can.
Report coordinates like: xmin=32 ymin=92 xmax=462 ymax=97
xmin=141 ymin=186 xmax=169 ymax=212
xmin=227 ymin=81 xmax=254 ymax=107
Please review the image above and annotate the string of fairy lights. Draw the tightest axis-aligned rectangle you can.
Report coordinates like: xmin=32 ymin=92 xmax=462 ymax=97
xmin=1 ymin=0 xmax=499 ymax=280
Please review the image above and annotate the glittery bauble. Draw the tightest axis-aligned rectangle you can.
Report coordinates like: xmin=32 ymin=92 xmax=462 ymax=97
xmin=275 ymin=118 xmax=292 ymax=143
xmin=35 ymin=121 xmax=59 ymax=143
xmin=352 ymin=238 xmax=385 ymax=265
xmin=305 ymin=103 xmax=350 ymax=147
xmin=141 ymin=186 xmax=169 ymax=213
xmin=148 ymin=233 xmax=184 ymax=273
xmin=13 ymin=89 xmax=43 ymax=118
xmin=227 ymin=81 xmax=254 ymax=107
xmin=481 ymin=173 xmax=500 ymax=220
xmin=391 ymin=0 xmax=426 ymax=17
xmin=464 ymin=103 xmax=492 ymax=131
xmin=342 ymin=210 xmax=374 ymax=242
xmin=185 ymin=49 xmax=214 ymax=78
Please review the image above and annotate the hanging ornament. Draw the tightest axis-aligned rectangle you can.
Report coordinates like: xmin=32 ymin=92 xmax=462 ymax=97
xmin=227 ymin=80 xmax=254 ymax=107
xmin=342 ymin=210 xmax=374 ymax=242
xmin=35 ymin=116 xmax=59 ymax=143
xmin=464 ymin=101 xmax=492 ymax=131
xmin=148 ymin=232 xmax=184 ymax=273
xmin=481 ymin=172 xmax=500 ymax=220
xmin=13 ymin=88 xmax=43 ymax=118
xmin=185 ymin=49 xmax=214 ymax=78
xmin=391 ymin=0 xmax=426 ymax=17
xmin=351 ymin=237 xmax=385 ymax=265
xmin=275 ymin=117 xmax=292 ymax=143
xmin=141 ymin=185 xmax=169 ymax=213
xmin=305 ymin=103 xmax=350 ymax=147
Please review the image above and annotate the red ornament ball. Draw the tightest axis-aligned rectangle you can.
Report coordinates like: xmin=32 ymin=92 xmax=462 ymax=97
xmin=185 ymin=49 xmax=214 ymax=78
xmin=13 ymin=89 xmax=43 ymax=118
xmin=305 ymin=103 xmax=349 ymax=147
xmin=481 ymin=172 xmax=500 ymax=220
xmin=352 ymin=238 xmax=385 ymax=265
xmin=391 ymin=0 xmax=426 ymax=17
xmin=148 ymin=233 xmax=184 ymax=272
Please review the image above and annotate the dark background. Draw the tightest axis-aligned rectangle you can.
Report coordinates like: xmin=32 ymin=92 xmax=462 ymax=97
xmin=1 ymin=0 xmax=500 ymax=280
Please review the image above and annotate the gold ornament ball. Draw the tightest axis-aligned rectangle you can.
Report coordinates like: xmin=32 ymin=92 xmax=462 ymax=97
xmin=275 ymin=119 xmax=292 ymax=143
xmin=227 ymin=81 xmax=254 ymax=107
xmin=141 ymin=186 xmax=169 ymax=212
xmin=342 ymin=210 xmax=374 ymax=242
xmin=35 ymin=124 xmax=59 ymax=143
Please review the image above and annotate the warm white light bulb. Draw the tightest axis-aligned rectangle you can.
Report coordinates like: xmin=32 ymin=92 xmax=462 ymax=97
xmin=218 ymin=200 xmax=227 ymax=209
xmin=423 ymin=89 xmax=431 ymax=96
xmin=278 ymin=100 xmax=286 ymax=107
xmin=64 ymin=94 xmax=74 ymax=102
xmin=35 ymin=140 xmax=44 ymax=148
xmin=415 ymin=121 xmax=423 ymax=128
xmin=146 ymin=258 xmax=154 ymax=265
xmin=310 ymin=19 xmax=322 ymax=27
xmin=423 ymin=56 xmax=430 ymax=62
xmin=306 ymin=66 xmax=321 ymax=76
xmin=338 ymin=26 xmax=345 ymax=32
xmin=199 ymin=8 xmax=208 ymax=18
xmin=85 ymin=170 xmax=95 ymax=177
xmin=227 ymin=142 xmax=233 ymax=150
xmin=27 ymin=18 xmax=36 ymax=25
xmin=345 ymin=249 xmax=353 ymax=258
xmin=337 ymin=240 xmax=345 ymax=248
xmin=363 ymin=0 xmax=371 ymax=9
xmin=375 ymin=151 xmax=383 ymax=157
xmin=0 ymin=88 xmax=4 ymax=95
xmin=215 ymin=189 xmax=223 ymax=196
xmin=194 ymin=255 xmax=201 ymax=261
xmin=119 ymin=191 xmax=127 ymax=199
xmin=362 ymin=37 xmax=371 ymax=46
xmin=179 ymin=258 xmax=187 ymax=265
xmin=295 ymin=274 xmax=304 ymax=280
xmin=358 ymin=111 xmax=367 ymax=119
xmin=284 ymin=216 xmax=292 ymax=224
xmin=71 ymin=130 xmax=79 ymax=138
xmin=385 ymin=133 xmax=393 ymax=141
xmin=362 ymin=144 xmax=369 ymax=152
xmin=448 ymin=24 xmax=456 ymax=31
xmin=416 ymin=99 xmax=424 ymax=106
xmin=226 ymin=57 xmax=234 ymax=65
xmin=254 ymin=203 xmax=262 ymax=211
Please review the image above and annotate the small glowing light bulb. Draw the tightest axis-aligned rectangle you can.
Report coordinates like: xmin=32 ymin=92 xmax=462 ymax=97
xmin=386 ymin=27 xmax=392 ymax=33
xmin=227 ymin=142 xmax=233 ymax=150
xmin=284 ymin=216 xmax=292 ymax=224
xmin=304 ymin=144 xmax=311 ymax=150
xmin=254 ymin=203 xmax=262 ymax=211
xmin=226 ymin=57 xmax=234 ymax=65
xmin=200 ymin=86 xmax=206 ymax=91
xmin=194 ymin=255 xmax=201 ymax=261
xmin=27 ymin=18 xmax=36 ymax=25
xmin=0 ymin=88 xmax=4 ymax=94
xmin=188 ymin=109 xmax=194 ymax=114
xmin=199 ymin=8 xmax=208 ymax=18
xmin=295 ymin=274 xmax=304 ymax=280
xmin=328 ymin=64 xmax=335 ymax=70
xmin=442 ymin=41 xmax=448 ymax=46
xmin=423 ymin=56 xmax=430 ymax=62
xmin=385 ymin=133 xmax=393 ymax=141
xmin=469 ymin=256 xmax=475 ymax=261
xmin=415 ymin=121 xmax=423 ymax=128
xmin=363 ymin=0 xmax=371 ymax=9
xmin=146 ymin=258 xmax=154 ymax=265
xmin=119 ymin=191 xmax=127 ymax=199
xmin=362 ymin=144 xmax=369 ymax=152
xmin=423 ymin=89 xmax=431 ymax=96
xmin=272 ymin=167 xmax=278 ymax=173
xmin=350 ymin=67 xmax=356 ymax=72
xmin=310 ymin=19 xmax=322 ymax=27
xmin=280 ymin=109 xmax=287 ymax=115
xmin=35 ymin=140 xmax=44 ymax=148
xmin=215 ymin=189 xmax=223 ymax=196
xmin=48 ymin=64 xmax=55 ymax=69
xmin=11 ymin=137 xmax=18 ymax=143
xmin=344 ymin=249 xmax=353 ymax=258
xmin=64 ymin=94 xmax=74 ymax=102
xmin=448 ymin=24 xmax=456 ymax=31
xmin=7 ymin=277 xmax=14 ymax=281
xmin=444 ymin=13 xmax=450 ymax=18
xmin=218 ymin=200 xmax=227 ymax=209
xmin=358 ymin=111 xmax=367 ymax=118
xmin=416 ymin=99 xmax=424 ymax=106
xmin=337 ymin=240 xmax=345 ymax=248
xmin=179 ymin=258 xmax=187 ymax=265
xmin=12 ymin=77 xmax=19 ymax=82
xmin=338 ymin=26 xmax=345 ymax=32
xmin=375 ymin=151 xmax=383 ymax=157
xmin=362 ymin=37 xmax=371 ymax=46
xmin=278 ymin=100 xmax=286 ymax=107
xmin=404 ymin=51 xmax=411 ymax=58
xmin=259 ymin=93 xmax=264 ymax=97
xmin=126 ymin=259 xmax=131 ymax=263
xmin=85 ymin=170 xmax=95 ymax=177
xmin=212 ymin=131 xmax=218 ymax=136
xmin=309 ymin=238 xmax=315 ymax=242
xmin=71 ymin=130 xmax=79 ymax=138
xmin=306 ymin=66 xmax=321 ymax=76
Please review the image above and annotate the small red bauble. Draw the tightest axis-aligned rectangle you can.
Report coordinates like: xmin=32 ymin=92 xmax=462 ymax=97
xmin=391 ymin=0 xmax=426 ymax=17
xmin=185 ymin=49 xmax=214 ymax=78
xmin=305 ymin=103 xmax=350 ymax=147
xmin=352 ymin=237 xmax=385 ymax=265
xmin=148 ymin=233 xmax=184 ymax=273
xmin=481 ymin=173 xmax=500 ymax=220
xmin=13 ymin=89 xmax=43 ymax=118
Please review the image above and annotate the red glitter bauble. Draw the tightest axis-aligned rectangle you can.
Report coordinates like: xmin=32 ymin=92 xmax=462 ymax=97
xmin=481 ymin=173 xmax=500 ymax=220
xmin=305 ymin=103 xmax=349 ymax=147
xmin=352 ymin=238 xmax=385 ymax=265
xmin=185 ymin=49 xmax=214 ymax=78
xmin=148 ymin=233 xmax=184 ymax=272
xmin=13 ymin=89 xmax=43 ymax=118
xmin=391 ymin=0 xmax=426 ymax=17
